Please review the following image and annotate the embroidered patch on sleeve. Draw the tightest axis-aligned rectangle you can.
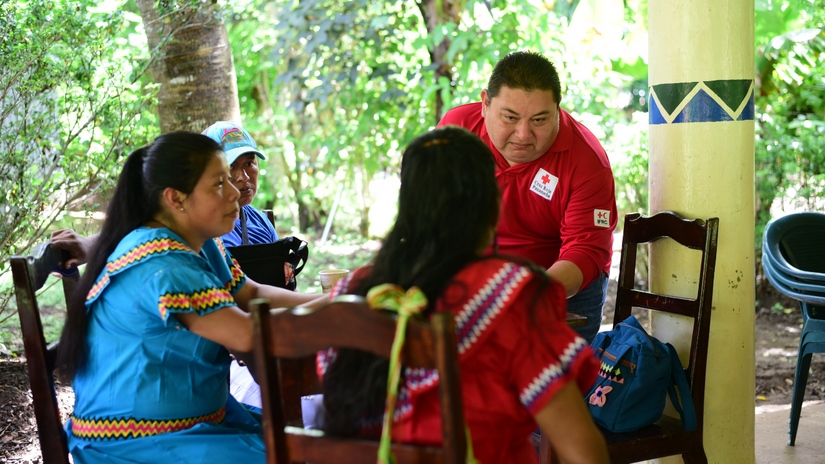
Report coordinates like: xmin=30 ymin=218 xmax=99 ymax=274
xmin=594 ymin=209 xmax=611 ymax=227
xmin=529 ymin=168 xmax=558 ymax=201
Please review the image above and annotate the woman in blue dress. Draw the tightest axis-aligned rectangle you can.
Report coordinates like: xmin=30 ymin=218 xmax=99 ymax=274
xmin=56 ymin=132 xmax=320 ymax=463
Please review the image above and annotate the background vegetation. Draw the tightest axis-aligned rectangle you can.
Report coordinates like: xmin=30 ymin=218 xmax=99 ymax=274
xmin=0 ymin=0 xmax=823 ymax=351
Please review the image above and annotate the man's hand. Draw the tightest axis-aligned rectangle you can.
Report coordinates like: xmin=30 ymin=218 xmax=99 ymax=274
xmin=50 ymin=229 xmax=97 ymax=269
xmin=546 ymin=260 xmax=584 ymax=298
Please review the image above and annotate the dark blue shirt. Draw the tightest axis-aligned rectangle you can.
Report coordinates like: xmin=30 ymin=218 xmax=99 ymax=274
xmin=221 ymin=205 xmax=278 ymax=246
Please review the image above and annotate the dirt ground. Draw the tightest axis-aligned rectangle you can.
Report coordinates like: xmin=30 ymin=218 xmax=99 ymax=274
xmin=0 ymin=281 xmax=819 ymax=462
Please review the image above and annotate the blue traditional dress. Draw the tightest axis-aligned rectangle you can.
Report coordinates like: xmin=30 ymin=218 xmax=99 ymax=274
xmin=65 ymin=227 xmax=266 ymax=463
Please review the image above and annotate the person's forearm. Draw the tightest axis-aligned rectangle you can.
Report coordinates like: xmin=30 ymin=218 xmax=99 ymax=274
xmin=546 ymin=260 xmax=584 ymax=298
xmin=255 ymin=284 xmax=321 ymax=308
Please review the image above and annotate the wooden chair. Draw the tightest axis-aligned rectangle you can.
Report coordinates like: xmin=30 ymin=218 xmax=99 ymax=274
xmin=10 ymin=242 xmax=77 ymax=464
xmin=541 ymin=210 xmax=719 ymax=464
xmin=251 ymin=295 xmax=468 ymax=464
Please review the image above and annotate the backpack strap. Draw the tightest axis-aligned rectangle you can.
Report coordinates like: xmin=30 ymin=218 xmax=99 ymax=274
xmin=665 ymin=342 xmax=698 ymax=431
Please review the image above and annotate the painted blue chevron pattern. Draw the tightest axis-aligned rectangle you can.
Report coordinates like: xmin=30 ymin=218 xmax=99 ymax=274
xmin=519 ymin=337 xmax=589 ymax=411
xmin=455 ymin=263 xmax=531 ymax=355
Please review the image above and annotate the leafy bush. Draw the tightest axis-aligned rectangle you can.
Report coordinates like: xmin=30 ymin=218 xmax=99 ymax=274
xmin=0 ymin=0 xmax=158 ymax=316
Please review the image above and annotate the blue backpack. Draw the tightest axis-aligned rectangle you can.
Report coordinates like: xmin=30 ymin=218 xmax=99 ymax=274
xmin=585 ymin=315 xmax=698 ymax=433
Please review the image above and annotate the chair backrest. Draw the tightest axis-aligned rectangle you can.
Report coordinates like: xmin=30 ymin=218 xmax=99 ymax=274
xmin=612 ymin=211 xmax=719 ymax=435
xmin=252 ymin=295 xmax=467 ymax=464
xmin=263 ymin=209 xmax=276 ymax=227
xmin=763 ymin=212 xmax=825 ymax=281
xmin=10 ymin=242 xmax=76 ymax=464
xmin=762 ymin=212 xmax=825 ymax=320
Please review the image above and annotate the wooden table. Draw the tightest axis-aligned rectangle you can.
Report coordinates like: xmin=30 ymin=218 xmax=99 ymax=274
xmin=566 ymin=312 xmax=587 ymax=327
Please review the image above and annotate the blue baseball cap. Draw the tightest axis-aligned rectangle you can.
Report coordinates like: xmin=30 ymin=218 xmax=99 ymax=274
xmin=202 ymin=121 xmax=266 ymax=165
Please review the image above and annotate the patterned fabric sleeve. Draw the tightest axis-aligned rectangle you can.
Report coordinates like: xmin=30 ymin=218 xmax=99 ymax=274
xmin=213 ymin=237 xmax=247 ymax=295
xmin=150 ymin=262 xmax=237 ymax=325
xmin=500 ymin=277 xmax=599 ymax=416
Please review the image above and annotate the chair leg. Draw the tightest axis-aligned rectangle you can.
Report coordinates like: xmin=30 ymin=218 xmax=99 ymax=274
xmin=682 ymin=446 xmax=708 ymax=464
xmin=788 ymin=351 xmax=813 ymax=446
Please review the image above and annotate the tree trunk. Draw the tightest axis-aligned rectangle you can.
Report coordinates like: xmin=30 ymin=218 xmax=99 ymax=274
xmin=417 ymin=0 xmax=462 ymax=124
xmin=135 ymin=0 xmax=241 ymax=133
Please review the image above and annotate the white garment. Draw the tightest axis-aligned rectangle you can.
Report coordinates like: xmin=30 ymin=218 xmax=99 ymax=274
xmin=229 ymin=360 xmax=262 ymax=409
xmin=229 ymin=360 xmax=324 ymax=430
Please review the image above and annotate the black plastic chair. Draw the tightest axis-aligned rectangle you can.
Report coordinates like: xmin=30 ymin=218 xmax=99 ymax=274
xmin=762 ymin=212 xmax=825 ymax=446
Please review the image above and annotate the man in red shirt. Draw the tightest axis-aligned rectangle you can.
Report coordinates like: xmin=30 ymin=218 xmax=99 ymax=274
xmin=437 ymin=51 xmax=617 ymax=343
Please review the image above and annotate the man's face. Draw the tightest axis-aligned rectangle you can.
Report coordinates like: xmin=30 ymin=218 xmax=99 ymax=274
xmin=229 ymin=153 xmax=259 ymax=208
xmin=481 ymin=86 xmax=560 ymax=166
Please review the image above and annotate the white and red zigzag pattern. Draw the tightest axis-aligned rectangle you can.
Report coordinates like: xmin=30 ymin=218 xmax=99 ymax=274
xmin=518 ymin=336 xmax=589 ymax=410
xmin=454 ymin=263 xmax=531 ymax=355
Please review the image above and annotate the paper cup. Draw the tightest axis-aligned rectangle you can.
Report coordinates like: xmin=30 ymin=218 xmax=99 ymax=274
xmin=319 ymin=269 xmax=350 ymax=294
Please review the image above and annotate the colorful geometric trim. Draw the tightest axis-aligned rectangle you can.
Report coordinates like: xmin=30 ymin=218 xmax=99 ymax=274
xmin=454 ymin=263 xmax=531 ymax=355
xmin=86 ymin=238 xmax=194 ymax=302
xmin=404 ymin=367 xmax=439 ymax=392
xmin=86 ymin=274 xmax=110 ymax=301
xmin=71 ymin=406 xmax=225 ymax=440
xmin=649 ymin=79 xmax=754 ymax=124
xmin=392 ymin=367 xmax=439 ymax=423
xmin=598 ymin=361 xmax=626 ymax=384
xmin=226 ymin=257 xmax=245 ymax=294
xmin=317 ymin=348 xmax=338 ymax=377
xmin=519 ymin=337 xmax=589 ymax=411
xmin=107 ymin=238 xmax=193 ymax=273
xmin=158 ymin=287 xmax=234 ymax=320
xmin=215 ymin=237 xmax=228 ymax=258
xmin=393 ymin=382 xmax=413 ymax=422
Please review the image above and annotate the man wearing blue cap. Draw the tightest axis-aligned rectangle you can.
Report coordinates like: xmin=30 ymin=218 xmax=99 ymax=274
xmin=202 ymin=121 xmax=278 ymax=247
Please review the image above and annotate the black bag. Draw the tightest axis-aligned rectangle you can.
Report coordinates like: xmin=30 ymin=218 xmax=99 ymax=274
xmin=226 ymin=236 xmax=308 ymax=290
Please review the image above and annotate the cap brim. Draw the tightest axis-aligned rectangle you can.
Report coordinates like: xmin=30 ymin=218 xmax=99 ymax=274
xmin=225 ymin=147 xmax=266 ymax=165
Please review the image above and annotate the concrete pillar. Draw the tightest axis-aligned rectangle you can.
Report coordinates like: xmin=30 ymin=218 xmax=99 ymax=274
xmin=647 ymin=0 xmax=755 ymax=463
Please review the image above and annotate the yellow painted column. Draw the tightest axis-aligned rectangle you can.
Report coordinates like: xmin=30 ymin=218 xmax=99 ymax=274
xmin=647 ymin=0 xmax=755 ymax=463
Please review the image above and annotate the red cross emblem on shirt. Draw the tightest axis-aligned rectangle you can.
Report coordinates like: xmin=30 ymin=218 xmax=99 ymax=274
xmin=598 ymin=212 xmax=605 ymax=219
xmin=541 ymin=174 xmax=550 ymax=185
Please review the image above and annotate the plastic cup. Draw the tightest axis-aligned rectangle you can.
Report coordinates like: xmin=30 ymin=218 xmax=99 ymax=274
xmin=319 ymin=269 xmax=350 ymax=294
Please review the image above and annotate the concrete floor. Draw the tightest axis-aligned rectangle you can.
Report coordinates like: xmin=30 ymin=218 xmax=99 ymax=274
xmin=755 ymin=400 xmax=825 ymax=464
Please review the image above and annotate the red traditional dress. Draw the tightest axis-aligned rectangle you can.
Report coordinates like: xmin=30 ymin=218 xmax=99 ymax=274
xmin=317 ymin=258 xmax=599 ymax=464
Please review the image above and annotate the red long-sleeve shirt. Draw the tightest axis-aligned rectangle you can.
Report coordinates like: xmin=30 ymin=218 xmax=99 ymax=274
xmin=438 ymin=103 xmax=617 ymax=289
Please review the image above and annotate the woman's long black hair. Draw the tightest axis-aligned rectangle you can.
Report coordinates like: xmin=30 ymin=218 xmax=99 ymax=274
xmin=56 ymin=131 xmax=223 ymax=381
xmin=322 ymin=126 xmax=506 ymax=435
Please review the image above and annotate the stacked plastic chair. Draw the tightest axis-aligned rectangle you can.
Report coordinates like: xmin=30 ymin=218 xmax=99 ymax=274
xmin=761 ymin=212 xmax=825 ymax=446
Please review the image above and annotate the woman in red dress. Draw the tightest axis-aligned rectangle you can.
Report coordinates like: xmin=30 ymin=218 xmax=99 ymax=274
xmin=319 ymin=126 xmax=609 ymax=464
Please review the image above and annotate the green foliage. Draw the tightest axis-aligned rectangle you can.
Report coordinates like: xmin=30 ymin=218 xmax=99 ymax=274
xmin=0 ymin=0 xmax=158 ymax=316
xmin=223 ymin=0 xmax=651 ymax=238
xmin=754 ymin=0 xmax=825 ymax=261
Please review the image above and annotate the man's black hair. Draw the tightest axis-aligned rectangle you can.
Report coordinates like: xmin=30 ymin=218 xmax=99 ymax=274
xmin=487 ymin=51 xmax=562 ymax=106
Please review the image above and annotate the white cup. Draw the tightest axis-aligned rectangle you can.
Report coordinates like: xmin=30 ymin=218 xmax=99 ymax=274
xmin=319 ymin=269 xmax=350 ymax=294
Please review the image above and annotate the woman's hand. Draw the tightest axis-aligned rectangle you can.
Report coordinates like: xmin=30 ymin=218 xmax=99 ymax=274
xmin=232 ymin=278 xmax=323 ymax=312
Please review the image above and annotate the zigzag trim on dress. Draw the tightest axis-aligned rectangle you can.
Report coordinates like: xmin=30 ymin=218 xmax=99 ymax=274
xmin=86 ymin=238 xmax=194 ymax=302
xmin=518 ymin=337 xmax=589 ymax=410
xmin=454 ymin=263 xmax=531 ymax=355
xmin=71 ymin=406 xmax=225 ymax=440
xmin=158 ymin=287 xmax=235 ymax=320
xmin=226 ymin=257 xmax=245 ymax=293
